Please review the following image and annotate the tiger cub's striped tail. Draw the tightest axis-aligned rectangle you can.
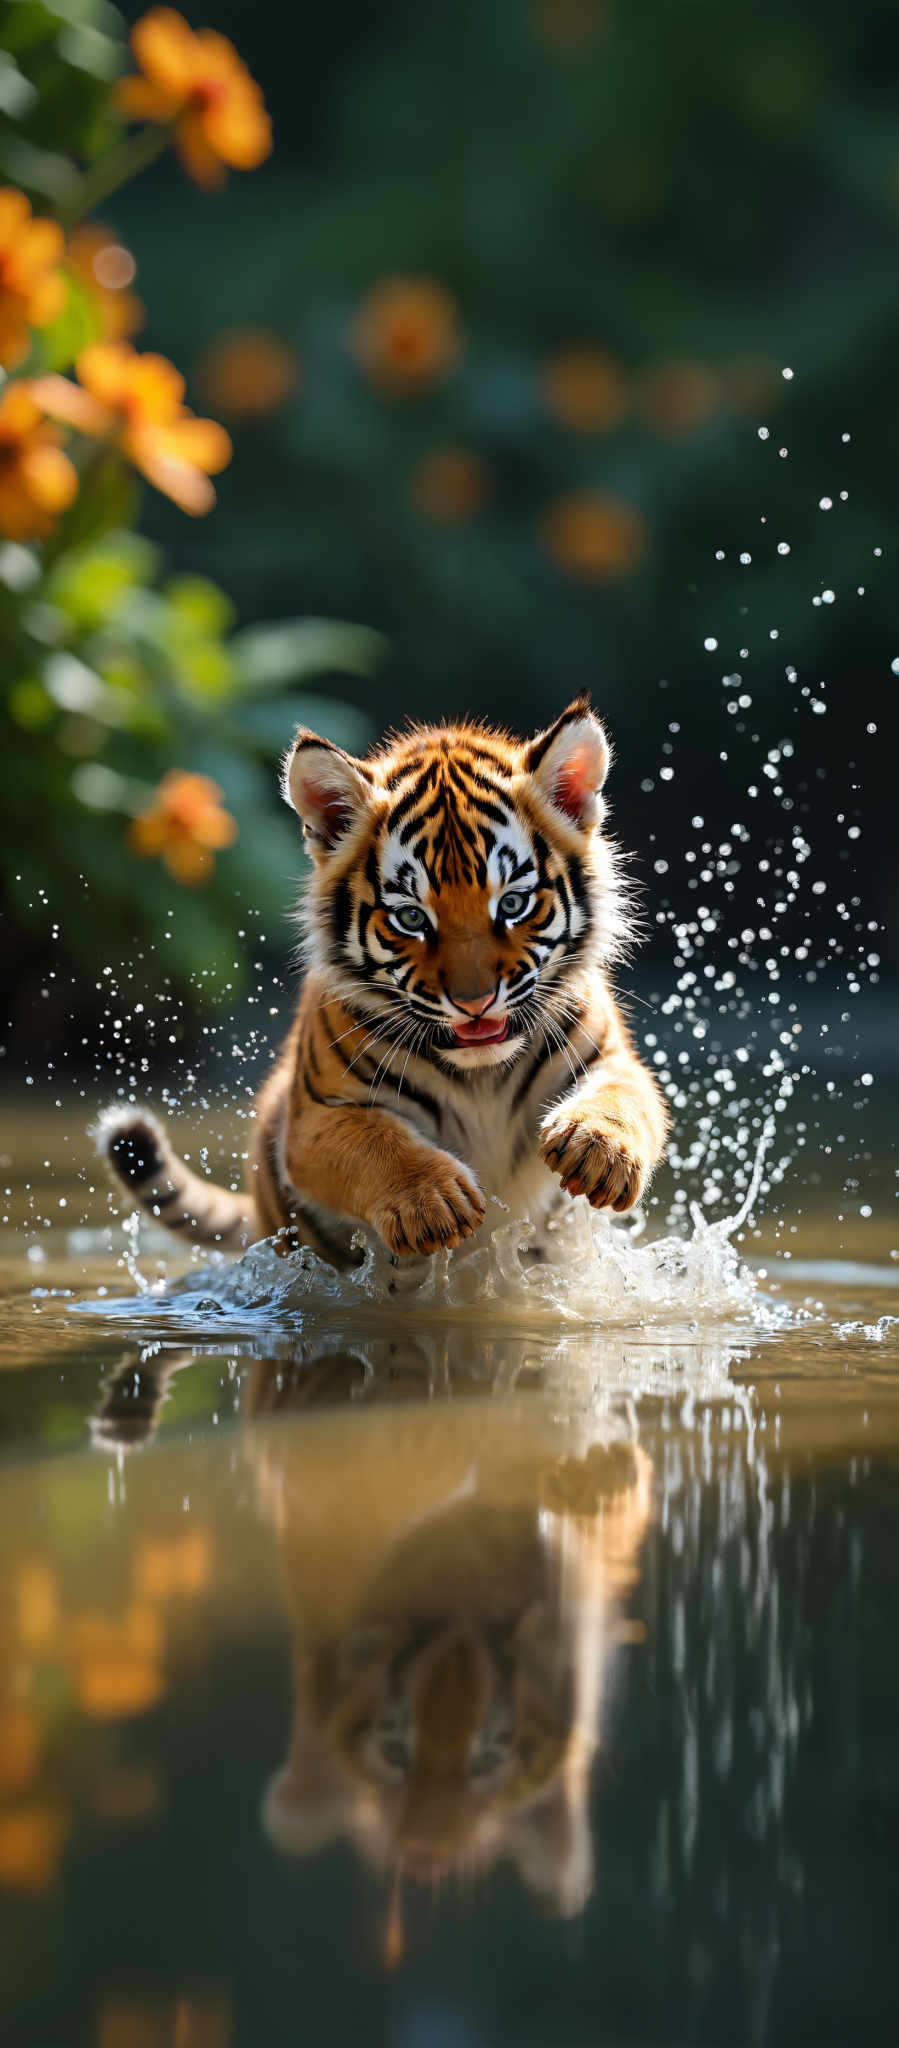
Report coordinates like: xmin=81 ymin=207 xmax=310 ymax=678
xmin=96 ymin=1107 xmax=258 ymax=1251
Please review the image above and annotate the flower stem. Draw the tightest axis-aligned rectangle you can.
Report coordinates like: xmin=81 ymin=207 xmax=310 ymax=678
xmin=62 ymin=126 xmax=173 ymax=230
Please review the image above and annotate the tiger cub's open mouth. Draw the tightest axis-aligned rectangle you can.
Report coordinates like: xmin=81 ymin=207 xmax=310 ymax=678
xmin=451 ymin=1016 xmax=510 ymax=1047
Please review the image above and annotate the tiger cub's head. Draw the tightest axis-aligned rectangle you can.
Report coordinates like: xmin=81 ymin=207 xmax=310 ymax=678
xmin=263 ymin=1602 xmax=594 ymax=1919
xmin=282 ymin=698 xmax=626 ymax=1067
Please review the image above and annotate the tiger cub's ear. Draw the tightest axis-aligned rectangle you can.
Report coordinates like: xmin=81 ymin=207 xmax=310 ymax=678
xmin=524 ymin=699 xmax=610 ymax=830
xmin=283 ymin=729 xmax=374 ymax=853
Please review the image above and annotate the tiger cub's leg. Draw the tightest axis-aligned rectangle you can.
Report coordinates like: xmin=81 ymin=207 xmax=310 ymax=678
xmin=539 ymin=1002 xmax=669 ymax=1215
xmin=284 ymin=1102 xmax=486 ymax=1258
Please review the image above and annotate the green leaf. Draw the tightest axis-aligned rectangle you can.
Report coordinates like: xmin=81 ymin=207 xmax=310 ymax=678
xmin=43 ymin=453 xmax=139 ymax=560
xmin=29 ymin=269 xmax=101 ymax=373
xmin=174 ymin=639 xmax=235 ymax=700
xmin=231 ymin=692 xmax=373 ymax=758
xmin=7 ymin=675 xmax=53 ymax=729
xmin=46 ymin=531 xmax=158 ymax=633
xmin=231 ymin=617 xmax=388 ymax=692
xmin=164 ymin=575 xmax=236 ymax=638
xmin=0 ymin=50 xmax=38 ymax=119
xmin=0 ymin=132 xmax=78 ymax=205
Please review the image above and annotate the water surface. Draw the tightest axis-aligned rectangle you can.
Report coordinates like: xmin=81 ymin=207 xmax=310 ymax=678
xmin=1 ymin=1103 xmax=897 ymax=2048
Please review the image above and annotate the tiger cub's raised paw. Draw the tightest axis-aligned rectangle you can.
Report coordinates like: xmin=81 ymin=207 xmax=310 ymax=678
xmin=374 ymin=1155 xmax=486 ymax=1258
xmin=540 ymin=1108 xmax=646 ymax=1214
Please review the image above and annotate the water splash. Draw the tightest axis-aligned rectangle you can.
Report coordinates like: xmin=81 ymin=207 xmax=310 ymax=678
xmin=81 ymin=1131 xmax=783 ymax=1338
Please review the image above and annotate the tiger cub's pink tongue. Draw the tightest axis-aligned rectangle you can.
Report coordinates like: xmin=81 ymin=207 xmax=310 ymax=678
xmin=452 ymin=1016 xmax=509 ymax=1045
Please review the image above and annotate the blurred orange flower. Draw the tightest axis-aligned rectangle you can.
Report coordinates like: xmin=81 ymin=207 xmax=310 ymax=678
xmin=541 ymin=490 xmax=647 ymax=579
xmin=70 ymin=1608 xmax=166 ymax=1720
xmin=68 ymin=224 xmax=144 ymax=341
xmin=0 ymin=1704 xmax=43 ymax=1793
xmin=33 ymin=341 xmax=231 ymax=515
xmin=134 ymin=1528 xmax=213 ymax=1600
xmin=352 ymin=275 xmax=462 ymax=395
xmin=196 ymin=326 xmax=298 ymax=418
xmin=541 ymin=346 xmax=629 ymax=432
xmin=639 ymin=358 xmax=721 ymax=435
xmin=15 ymin=1563 xmax=59 ymax=1650
xmin=114 ymin=8 xmax=272 ymax=187
xmin=411 ymin=446 xmax=489 ymax=523
xmin=98 ymin=1996 xmax=232 ymax=2048
xmin=0 ymin=384 xmax=78 ymax=542
xmin=130 ymin=770 xmax=238 ymax=884
xmin=0 ymin=1805 xmax=68 ymax=1896
xmin=0 ymin=187 xmax=67 ymax=370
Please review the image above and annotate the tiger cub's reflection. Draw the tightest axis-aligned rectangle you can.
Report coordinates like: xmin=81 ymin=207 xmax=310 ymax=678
xmin=248 ymin=1372 xmax=652 ymax=1921
xmin=93 ymin=1340 xmax=653 ymax=1921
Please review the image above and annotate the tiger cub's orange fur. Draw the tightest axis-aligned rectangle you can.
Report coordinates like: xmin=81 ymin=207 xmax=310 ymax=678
xmin=99 ymin=698 xmax=668 ymax=1259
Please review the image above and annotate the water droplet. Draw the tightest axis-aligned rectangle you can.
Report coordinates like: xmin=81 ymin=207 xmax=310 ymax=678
xmin=758 ymin=426 xmax=769 ymax=440
xmin=777 ymin=542 xmax=790 ymax=556
xmin=782 ymin=366 xmax=794 ymax=380
xmin=818 ymin=497 xmax=833 ymax=511
xmin=822 ymin=589 xmax=835 ymax=604
xmin=739 ymin=552 xmax=752 ymax=565
xmin=704 ymin=637 xmax=718 ymax=652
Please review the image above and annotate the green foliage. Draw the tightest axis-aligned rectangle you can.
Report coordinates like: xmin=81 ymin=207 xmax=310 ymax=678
xmin=2 ymin=525 xmax=383 ymax=990
xmin=0 ymin=0 xmax=124 ymax=202
xmin=0 ymin=0 xmax=382 ymax=1038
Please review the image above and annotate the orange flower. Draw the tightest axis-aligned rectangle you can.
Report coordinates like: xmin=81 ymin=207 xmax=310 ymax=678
xmin=69 ymin=1608 xmax=166 ymax=1719
xmin=541 ymin=346 xmax=629 ymax=433
xmin=0 ymin=1705 xmax=43 ymax=1794
xmin=114 ymin=8 xmax=272 ymax=187
xmin=196 ymin=326 xmax=298 ymax=418
xmin=68 ymin=223 xmax=144 ymax=341
xmin=541 ymin=490 xmax=647 ymax=580
xmin=351 ymin=276 xmax=462 ymax=395
xmin=0 ymin=187 xmax=67 ymax=370
xmin=410 ymin=446 xmax=490 ymax=523
xmin=639 ymin=359 xmax=721 ymax=436
xmin=0 ymin=1805 xmax=68 ymax=1896
xmin=129 ymin=770 xmax=238 ymax=884
xmin=33 ymin=341 xmax=231 ymax=515
xmin=0 ymin=384 xmax=78 ymax=542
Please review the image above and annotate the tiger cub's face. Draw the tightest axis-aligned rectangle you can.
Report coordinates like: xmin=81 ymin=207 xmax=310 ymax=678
xmin=276 ymin=1611 xmax=577 ymax=1891
xmin=260 ymin=1442 xmax=653 ymax=1920
xmin=284 ymin=697 xmax=623 ymax=1068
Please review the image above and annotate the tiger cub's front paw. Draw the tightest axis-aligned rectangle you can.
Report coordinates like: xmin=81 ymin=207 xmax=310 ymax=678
xmin=540 ymin=1109 xmax=646 ymax=1214
xmin=374 ymin=1154 xmax=486 ymax=1258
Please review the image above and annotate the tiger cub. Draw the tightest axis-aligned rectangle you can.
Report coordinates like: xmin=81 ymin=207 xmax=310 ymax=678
xmin=99 ymin=697 xmax=668 ymax=1261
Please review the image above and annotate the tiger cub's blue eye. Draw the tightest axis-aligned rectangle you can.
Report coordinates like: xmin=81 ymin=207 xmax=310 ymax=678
xmin=497 ymin=889 xmax=529 ymax=920
xmin=396 ymin=903 xmax=427 ymax=932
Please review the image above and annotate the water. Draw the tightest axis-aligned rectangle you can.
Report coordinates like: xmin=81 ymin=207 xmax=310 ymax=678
xmin=2 ymin=1100 xmax=898 ymax=2047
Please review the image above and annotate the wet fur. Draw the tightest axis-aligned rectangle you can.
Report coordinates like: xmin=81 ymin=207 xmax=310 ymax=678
xmin=97 ymin=699 xmax=668 ymax=1258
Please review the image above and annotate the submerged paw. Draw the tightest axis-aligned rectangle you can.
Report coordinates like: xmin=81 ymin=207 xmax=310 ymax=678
xmin=540 ymin=1115 xmax=645 ymax=1213
xmin=377 ymin=1159 xmax=486 ymax=1257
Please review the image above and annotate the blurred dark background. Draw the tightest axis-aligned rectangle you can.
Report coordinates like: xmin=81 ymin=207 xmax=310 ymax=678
xmin=3 ymin=0 xmax=897 ymax=1066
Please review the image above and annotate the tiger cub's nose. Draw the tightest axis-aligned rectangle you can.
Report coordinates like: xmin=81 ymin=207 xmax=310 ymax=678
xmin=452 ymin=990 xmax=497 ymax=1017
